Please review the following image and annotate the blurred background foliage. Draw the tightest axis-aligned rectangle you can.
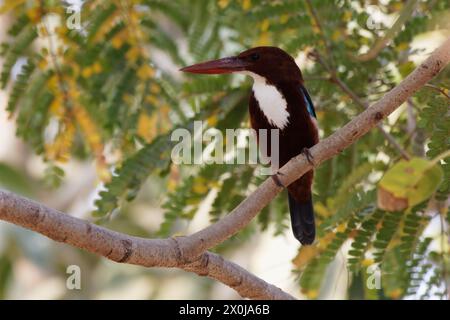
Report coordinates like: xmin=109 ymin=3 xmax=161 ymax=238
xmin=0 ymin=0 xmax=449 ymax=299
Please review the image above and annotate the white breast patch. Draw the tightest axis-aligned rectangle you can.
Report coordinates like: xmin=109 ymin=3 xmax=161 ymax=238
xmin=239 ymin=71 xmax=290 ymax=129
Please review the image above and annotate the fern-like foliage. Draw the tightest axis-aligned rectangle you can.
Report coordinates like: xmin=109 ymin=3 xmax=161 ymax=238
xmin=94 ymin=134 xmax=175 ymax=216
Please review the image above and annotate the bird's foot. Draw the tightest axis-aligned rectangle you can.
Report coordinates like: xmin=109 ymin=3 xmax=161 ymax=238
xmin=271 ymin=171 xmax=285 ymax=188
xmin=302 ymin=147 xmax=315 ymax=166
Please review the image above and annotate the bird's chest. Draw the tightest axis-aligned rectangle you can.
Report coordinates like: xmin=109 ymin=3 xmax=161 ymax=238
xmin=251 ymin=81 xmax=290 ymax=130
xmin=249 ymin=82 xmax=319 ymax=160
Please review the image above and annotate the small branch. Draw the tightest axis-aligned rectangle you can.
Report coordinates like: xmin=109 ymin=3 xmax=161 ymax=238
xmin=305 ymin=0 xmax=335 ymax=68
xmin=351 ymin=0 xmax=419 ymax=62
xmin=310 ymin=49 xmax=411 ymax=160
xmin=0 ymin=189 xmax=294 ymax=300
xmin=424 ymin=84 xmax=450 ymax=100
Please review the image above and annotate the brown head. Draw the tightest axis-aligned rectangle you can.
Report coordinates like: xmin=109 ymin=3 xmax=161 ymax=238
xmin=180 ymin=46 xmax=302 ymax=84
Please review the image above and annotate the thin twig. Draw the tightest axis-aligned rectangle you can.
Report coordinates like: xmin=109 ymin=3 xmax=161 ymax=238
xmin=304 ymin=0 xmax=335 ymax=68
xmin=309 ymin=49 xmax=411 ymax=160
xmin=424 ymin=84 xmax=450 ymax=100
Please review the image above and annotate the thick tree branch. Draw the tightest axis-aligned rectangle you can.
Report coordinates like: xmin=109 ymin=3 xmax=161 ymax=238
xmin=0 ymin=189 xmax=294 ymax=300
xmin=0 ymin=38 xmax=448 ymax=300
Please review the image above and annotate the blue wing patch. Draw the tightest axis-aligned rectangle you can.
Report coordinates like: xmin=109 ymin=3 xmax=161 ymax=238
xmin=300 ymin=86 xmax=316 ymax=119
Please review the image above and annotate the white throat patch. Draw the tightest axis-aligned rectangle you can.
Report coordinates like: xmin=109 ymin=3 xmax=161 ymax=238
xmin=238 ymin=71 xmax=289 ymax=129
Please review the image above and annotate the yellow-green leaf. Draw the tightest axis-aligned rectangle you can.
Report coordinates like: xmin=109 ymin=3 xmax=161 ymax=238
xmin=377 ymin=157 xmax=443 ymax=211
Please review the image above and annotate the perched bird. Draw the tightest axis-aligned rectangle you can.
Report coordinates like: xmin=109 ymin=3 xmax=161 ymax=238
xmin=181 ymin=47 xmax=319 ymax=245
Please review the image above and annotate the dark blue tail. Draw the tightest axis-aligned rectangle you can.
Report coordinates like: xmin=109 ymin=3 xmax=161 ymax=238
xmin=288 ymin=194 xmax=315 ymax=245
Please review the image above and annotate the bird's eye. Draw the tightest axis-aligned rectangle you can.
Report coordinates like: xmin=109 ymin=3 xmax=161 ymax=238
xmin=250 ymin=53 xmax=260 ymax=61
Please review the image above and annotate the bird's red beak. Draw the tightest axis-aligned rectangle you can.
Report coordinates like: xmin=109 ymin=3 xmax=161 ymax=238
xmin=180 ymin=56 xmax=247 ymax=74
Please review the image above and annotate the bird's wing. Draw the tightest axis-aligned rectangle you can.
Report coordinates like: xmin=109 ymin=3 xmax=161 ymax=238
xmin=300 ymin=85 xmax=316 ymax=119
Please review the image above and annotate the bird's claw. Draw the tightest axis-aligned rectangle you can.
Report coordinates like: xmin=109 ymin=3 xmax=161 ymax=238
xmin=271 ymin=171 xmax=285 ymax=188
xmin=302 ymin=147 xmax=315 ymax=166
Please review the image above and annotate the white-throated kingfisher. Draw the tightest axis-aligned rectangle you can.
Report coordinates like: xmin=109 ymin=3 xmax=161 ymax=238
xmin=181 ymin=47 xmax=319 ymax=245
